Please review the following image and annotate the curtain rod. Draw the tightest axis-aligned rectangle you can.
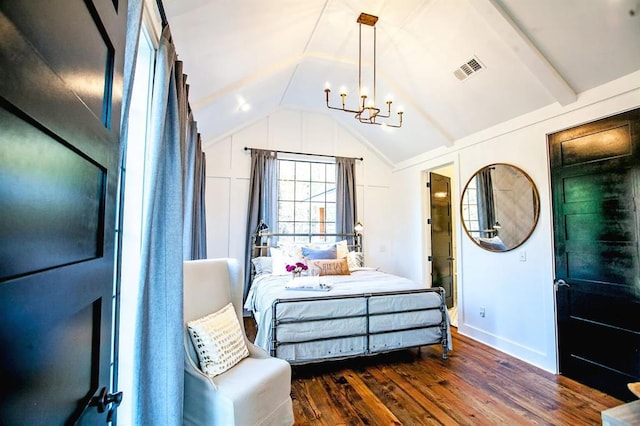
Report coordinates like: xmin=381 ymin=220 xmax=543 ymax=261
xmin=155 ymin=0 xmax=169 ymax=28
xmin=243 ymin=147 xmax=363 ymax=161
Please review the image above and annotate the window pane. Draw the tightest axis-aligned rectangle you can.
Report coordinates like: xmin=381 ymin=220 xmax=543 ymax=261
xmin=325 ymin=222 xmax=336 ymax=234
xmin=461 ymin=205 xmax=469 ymax=220
xmin=325 ymin=203 xmax=336 ymax=222
xmin=295 ymin=162 xmax=310 ymax=181
xmin=279 ymin=201 xmax=294 ymax=221
xmin=280 ymin=161 xmax=295 ymax=180
xmin=325 ymin=183 xmax=336 ymax=202
xmin=294 ymin=201 xmax=310 ymax=222
xmin=326 ymin=164 xmax=336 ymax=182
xmin=310 ymin=202 xmax=325 ymax=222
xmin=279 ymin=181 xmax=294 ymax=200
xmin=279 ymin=222 xmax=293 ymax=235
xmin=310 ymin=182 xmax=325 ymax=201
xmin=310 ymin=222 xmax=323 ymax=234
xmin=295 ymin=222 xmax=310 ymax=235
xmin=311 ymin=163 xmax=325 ymax=182
xmin=295 ymin=181 xmax=310 ymax=200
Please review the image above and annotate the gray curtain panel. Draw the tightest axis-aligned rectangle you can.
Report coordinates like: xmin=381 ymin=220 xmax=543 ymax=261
xmin=134 ymin=26 xmax=185 ymax=426
xmin=243 ymin=149 xmax=277 ymax=302
xmin=194 ymin=135 xmax=207 ymax=259
xmin=336 ymin=157 xmax=358 ymax=236
xmin=477 ymin=168 xmax=496 ymax=235
xmin=182 ymin=108 xmax=207 ymax=260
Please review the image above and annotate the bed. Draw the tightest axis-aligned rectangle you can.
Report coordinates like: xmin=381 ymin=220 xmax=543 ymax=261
xmin=244 ymin=232 xmax=451 ymax=365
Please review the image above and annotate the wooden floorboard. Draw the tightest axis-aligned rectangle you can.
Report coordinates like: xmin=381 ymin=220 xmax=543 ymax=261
xmin=244 ymin=319 xmax=622 ymax=425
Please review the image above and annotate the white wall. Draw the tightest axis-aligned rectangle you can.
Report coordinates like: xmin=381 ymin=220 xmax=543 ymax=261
xmin=390 ymin=71 xmax=640 ymax=373
xmin=203 ymin=108 xmax=396 ymax=276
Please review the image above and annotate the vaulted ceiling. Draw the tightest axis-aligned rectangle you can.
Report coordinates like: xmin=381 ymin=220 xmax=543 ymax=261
xmin=163 ymin=0 xmax=640 ymax=164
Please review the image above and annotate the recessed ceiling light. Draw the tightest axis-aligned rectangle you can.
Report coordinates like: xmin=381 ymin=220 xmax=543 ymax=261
xmin=237 ymin=97 xmax=251 ymax=112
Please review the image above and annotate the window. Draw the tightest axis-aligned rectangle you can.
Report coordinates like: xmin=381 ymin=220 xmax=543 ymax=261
xmin=277 ymin=159 xmax=336 ymax=243
xmin=116 ymin=24 xmax=155 ymax=425
xmin=461 ymin=176 xmax=480 ymax=238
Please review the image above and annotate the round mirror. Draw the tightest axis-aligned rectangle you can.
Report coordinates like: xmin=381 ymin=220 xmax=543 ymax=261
xmin=460 ymin=163 xmax=540 ymax=252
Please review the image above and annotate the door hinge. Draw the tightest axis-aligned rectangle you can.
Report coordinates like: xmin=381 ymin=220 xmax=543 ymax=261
xmin=427 ymin=218 xmax=432 ymax=225
xmin=426 ymin=181 xmax=431 ymax=188
xmin=427 ymin=256 xmax=433 ymax=262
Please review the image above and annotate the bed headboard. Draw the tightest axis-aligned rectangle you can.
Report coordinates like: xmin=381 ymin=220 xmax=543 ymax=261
xmin=252 ymin=231 xmax=362 ymax=259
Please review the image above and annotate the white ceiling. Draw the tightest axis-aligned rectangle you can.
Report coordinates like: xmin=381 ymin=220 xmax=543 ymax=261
xmin=163 ymin=0 xmax=640 ymax=164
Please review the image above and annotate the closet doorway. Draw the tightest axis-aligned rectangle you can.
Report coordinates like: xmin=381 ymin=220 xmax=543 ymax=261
xmin=424 ymin=164 xmax=458 ymax=327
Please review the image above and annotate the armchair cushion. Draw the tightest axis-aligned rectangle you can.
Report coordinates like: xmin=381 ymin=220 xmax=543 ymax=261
xmin=187 ymin=302 xmax=249 ymax=377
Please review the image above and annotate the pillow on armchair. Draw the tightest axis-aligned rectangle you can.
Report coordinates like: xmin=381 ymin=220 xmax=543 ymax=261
xmin=187 ymin=302 xmax=249 ymax=377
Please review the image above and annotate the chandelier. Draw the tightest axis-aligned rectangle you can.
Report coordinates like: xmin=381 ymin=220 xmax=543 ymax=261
xmin=324 ymin=13 xmax=403 ymax=128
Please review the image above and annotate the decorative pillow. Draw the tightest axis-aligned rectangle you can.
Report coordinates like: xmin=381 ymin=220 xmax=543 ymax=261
xmin=308 ymin=240 xmax=349 ymax=259
xmin=346 ymin=251 xmax=363 ymax=270
xmin=311 ymin=258 xmax=351 ymax=276
xmin=187 ymin=303 xmax=249 ymax=377
xmin=251 ymin=256 xmax=272 ymax=275
xmin=301 ymin=245 xmax=337 ymax=260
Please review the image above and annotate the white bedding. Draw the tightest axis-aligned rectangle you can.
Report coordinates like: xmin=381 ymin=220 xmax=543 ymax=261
xmin=244 ymin=270 xmax=452 ymax=363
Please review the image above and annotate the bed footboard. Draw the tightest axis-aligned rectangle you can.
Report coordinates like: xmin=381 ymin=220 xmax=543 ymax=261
xmin=270 ymin=287 xmax=449 ymax=364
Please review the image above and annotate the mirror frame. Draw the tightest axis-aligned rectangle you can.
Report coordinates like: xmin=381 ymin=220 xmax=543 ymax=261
xmin=460 ymin=163 xmax=540 ymax=252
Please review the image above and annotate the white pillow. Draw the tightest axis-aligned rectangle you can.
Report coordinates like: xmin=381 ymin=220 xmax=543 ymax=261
xmin=270 ymin=247 xmax=295 ymax=275
xmin=346 ymin=251 xmax=363 ymax=270
xmin=276 ymin=242 xmax=304 ymax=259
xmin=251 ymin=256 xmax=272 ymax=275
xmin=187 ymin=302 xmax=249 ymax=377
xmin=335 ymin=240 xmax=349 ymax=259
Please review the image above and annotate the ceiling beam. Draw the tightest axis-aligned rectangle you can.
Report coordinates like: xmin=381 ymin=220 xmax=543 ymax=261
xmin=469 ymin=0 xmax=577 ymax=106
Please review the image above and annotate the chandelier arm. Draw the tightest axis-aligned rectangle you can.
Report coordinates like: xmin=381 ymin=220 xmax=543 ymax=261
xmin=325 ymin=88 xmax=363 ymax=113
xmin=327 ymin=104 xmax=364 ymax=114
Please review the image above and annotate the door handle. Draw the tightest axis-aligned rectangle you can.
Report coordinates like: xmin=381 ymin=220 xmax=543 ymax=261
xmin=93 ymin=387 xmax=123 ymax=413
xmin=554 ymin=279 xmax=569 ymax=291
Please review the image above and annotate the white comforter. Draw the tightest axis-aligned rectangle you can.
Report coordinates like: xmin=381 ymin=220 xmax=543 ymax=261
xmin=244 ymin=269 xmax=450 ymax=353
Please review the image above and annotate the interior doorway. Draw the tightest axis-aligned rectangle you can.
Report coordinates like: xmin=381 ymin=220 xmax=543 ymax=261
xmin=424 ymin=164 xmax=458 ymax=327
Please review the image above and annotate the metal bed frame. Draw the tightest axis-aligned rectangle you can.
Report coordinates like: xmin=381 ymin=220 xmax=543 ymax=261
xmin=249 ymin=229 xmax=449 ymax=363
xmin=269 ymin=287 xmax=449 ymax=363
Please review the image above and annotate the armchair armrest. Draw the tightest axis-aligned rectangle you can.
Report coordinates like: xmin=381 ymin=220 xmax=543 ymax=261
xmin=245 ymin=340 xmax=271 ymax=359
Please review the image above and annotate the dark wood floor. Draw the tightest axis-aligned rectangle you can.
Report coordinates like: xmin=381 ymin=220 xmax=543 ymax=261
xmin=244 ymin=319 xmax=622 ymax=425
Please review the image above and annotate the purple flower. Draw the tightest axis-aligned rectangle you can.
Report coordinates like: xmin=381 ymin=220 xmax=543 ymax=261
xmin=286 ymin=262 xmax=308 ymax=273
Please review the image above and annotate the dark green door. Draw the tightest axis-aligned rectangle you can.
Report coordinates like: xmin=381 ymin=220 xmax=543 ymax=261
xmin=429 ymin=172 xmax=454 ymax=308
xmin=549 ymin=108 xmax=640 ymax=402
xmin=0 ymin=1 xmax=127 ymax=423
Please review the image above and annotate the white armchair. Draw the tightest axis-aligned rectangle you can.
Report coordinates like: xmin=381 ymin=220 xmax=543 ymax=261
xmin=183 ymin=258 xmax=294 ymax=426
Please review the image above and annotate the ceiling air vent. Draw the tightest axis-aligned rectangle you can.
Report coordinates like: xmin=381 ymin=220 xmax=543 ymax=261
xmin=454 ymin=56 xmax=485 ymax=81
